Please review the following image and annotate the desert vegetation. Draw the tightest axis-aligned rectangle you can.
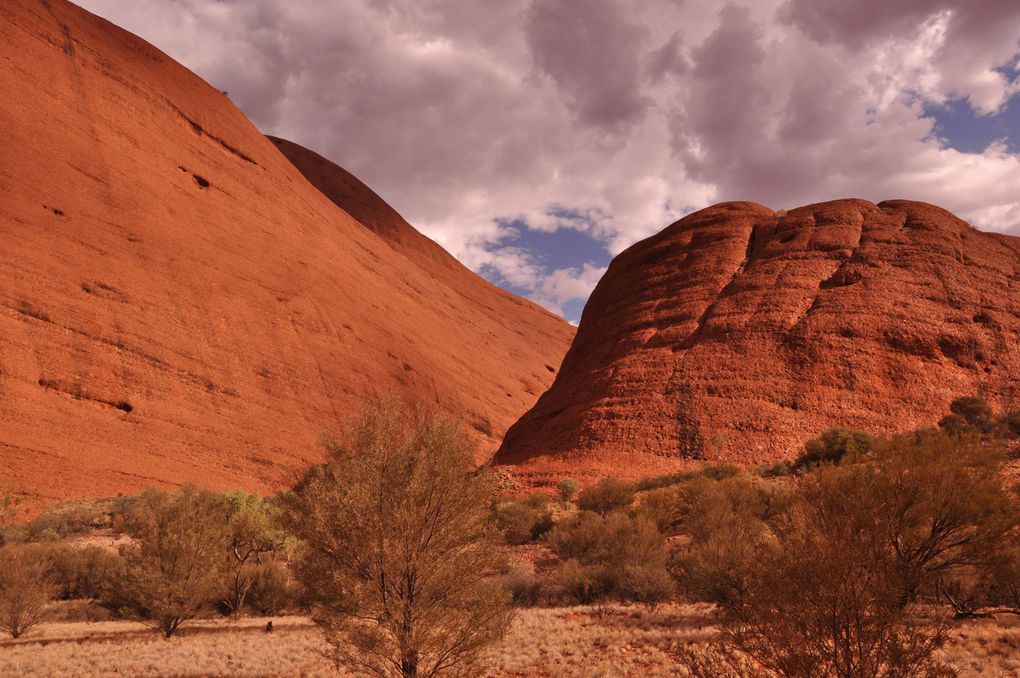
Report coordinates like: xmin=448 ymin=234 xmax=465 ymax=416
xmin=3 ymin=395 xmax=1020 ymax=677
xmin=284 ymin=400 xmax=513 ymax=677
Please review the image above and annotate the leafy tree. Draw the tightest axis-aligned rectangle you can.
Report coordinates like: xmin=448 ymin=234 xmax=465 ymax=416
xmin=220 ymin=491 xmax=286 ymax=618
xmin=117 ymin=487 xmax=231 ymax=638
xmin=286 ymin=400 xmax=513 ymax=678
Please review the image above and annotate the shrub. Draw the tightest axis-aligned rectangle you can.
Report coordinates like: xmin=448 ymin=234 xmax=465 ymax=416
xmin=632 ymin=486 xmax=683 ymax=533
xmin=501 ymin=569 xmax=546 ymax=607
xmin=557 ymin=478 xmax=579 ymax=504
xmin=285 ymin=399 xmax=513 ymax=678
xmin=547 ymin=512 xmax=670 ymax=606
xmin=244 ymin=560 xmax=295 ymax=616
xmin=793 ymin=427 xmax=874 ymax=469
xmin=0 ymin=546 xmax=55 ymax=638
xmin=867 ymin=430 xmax=1015 ymax=603
xmin=938 ymin=413 xmax=970 ymax=436
xmin=758 ymin=461 xmax=790 ymax=478
xmin=576 ymin=477 xmax=634 ymax=515
xmin=23 ymin=501 xmax=108 ymax=542
xmin=701 ymin=463 xmax=740 ymax=481
xmin=618 ymin=562 xmax=674 ymax=606
xmin=674 ymin=477 xmax=781 ymax=606
xmin=676 ymin=431 xmax=1014 ymax=677
xmin=0 ymin=491 xmax=19 ymax=530
xmin=41 ymin=544 xmax=122 ymax=600
xmin=704 ymin=466 xmax=951 ymax=677
xmin=949 ymin=395 xmax=993 ymax=432
xmin=554 ymin=558 xmax=610 ymax=605
xmin=115 ymin=487 xmax=231 ymax=638
xmin=493 ymin=500 xmax=553 ymax=545
xmin=1005 ymin=410 xmax=1020 ymax=438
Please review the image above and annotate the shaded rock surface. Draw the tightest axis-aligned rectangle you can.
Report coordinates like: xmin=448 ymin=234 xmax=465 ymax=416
xmin=0 ymin=0 xmax=573 ymax=505
xmin=497 ymin=199 xmax=1020 ymax=483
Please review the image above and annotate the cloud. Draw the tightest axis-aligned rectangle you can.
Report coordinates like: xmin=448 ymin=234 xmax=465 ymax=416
xmin=77 ymin=0 xmax=1020 ymax=321
xmin=526 ymin=0 xmax=651 ymax=132
xmin=531 ymin=263 xmax=608 ymax=317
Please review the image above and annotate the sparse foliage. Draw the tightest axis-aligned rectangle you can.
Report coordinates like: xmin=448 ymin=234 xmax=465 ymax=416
xmin=714 ymin=468 xmax=952 ymax=677
xmin=286 ymin=400 xmax=513 ymax=678
xmin=116 ymin=487 xmax=231 ymax=638
xmin=0 ymin=546 xmax=55 ymax=638
xmin=674 ymin=429 xmax=1013 ymax=677
xmin=220 ymin=491 xmax=286 ymax=618
xmin=557 ymin=478 xmax=579 ymax=505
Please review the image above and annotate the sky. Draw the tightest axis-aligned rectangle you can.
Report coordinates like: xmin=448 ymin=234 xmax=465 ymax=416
xmin=78 ymin=0 xmax=1020 ymax=323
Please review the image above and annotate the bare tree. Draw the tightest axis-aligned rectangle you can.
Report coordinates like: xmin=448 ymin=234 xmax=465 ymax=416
xmin=118 ymin=487 xmax=230 ymax=638
xmin=0 ymin=546 xmax=55 ymax=639
xmin=286 ymin=399 xmax=513 ymax=678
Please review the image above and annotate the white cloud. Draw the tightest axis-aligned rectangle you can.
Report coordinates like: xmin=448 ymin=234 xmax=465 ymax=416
xmin=531 ymin=263 xmax=609 ymax=317
xmin=78 ymin=0 xmax=1020 ymax=320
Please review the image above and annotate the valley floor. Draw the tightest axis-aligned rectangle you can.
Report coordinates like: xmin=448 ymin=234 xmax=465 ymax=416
xmin=1 ymin=605 xmax=1019 ymax=677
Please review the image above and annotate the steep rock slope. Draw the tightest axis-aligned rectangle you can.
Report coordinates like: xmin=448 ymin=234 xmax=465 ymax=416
xmin=497 ymin=199 xmax=1020 ymax=483
xmin=0 ymin=0 xmax=572 ymax=504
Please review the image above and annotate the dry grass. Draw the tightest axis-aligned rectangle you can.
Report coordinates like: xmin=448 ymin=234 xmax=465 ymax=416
xmin=1 ymin=605 xmax=1018 ymax=677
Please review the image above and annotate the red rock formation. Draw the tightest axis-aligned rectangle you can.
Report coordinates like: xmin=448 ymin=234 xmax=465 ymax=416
xmin=497 ymin=199 xmax=1020 ymax=484
xmin=0 ymin=0 xmax=573 ymax=506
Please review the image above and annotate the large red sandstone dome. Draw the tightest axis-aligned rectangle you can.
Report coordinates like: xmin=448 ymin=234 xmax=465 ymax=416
xmin=0 ymin=0 xmax=573 ymax=505
xmin=496 ymin=199 xmax=1020 ymax=484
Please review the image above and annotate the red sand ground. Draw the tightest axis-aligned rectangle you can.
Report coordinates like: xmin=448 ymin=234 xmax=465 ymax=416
xmin=498 ymin=199 xmax=1020 ymax=485
xmin=0 ymin=0 xmax=573 ymax=506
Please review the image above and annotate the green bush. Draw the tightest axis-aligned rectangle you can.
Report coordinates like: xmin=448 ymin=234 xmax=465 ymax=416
xmin=758 ymin=461 xmax=790 ymax=478
xmin=939 ymin=413 xmax=971 ymax=436
xmin=576 ymin=477 xmax=634 ymax=515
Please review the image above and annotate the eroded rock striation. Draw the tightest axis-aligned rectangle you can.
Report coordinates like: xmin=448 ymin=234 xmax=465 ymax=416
xmin=0 ymin=0 xmax=572 ymax=505
xmin=497 ymin=199 xmax=1020 ymax=483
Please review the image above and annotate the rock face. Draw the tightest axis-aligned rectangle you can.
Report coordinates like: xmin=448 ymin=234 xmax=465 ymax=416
xmin=497 ymin=199 xmax=1020 ymax=483
xmin=0 ymin=0 xmax=573 ymax=505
